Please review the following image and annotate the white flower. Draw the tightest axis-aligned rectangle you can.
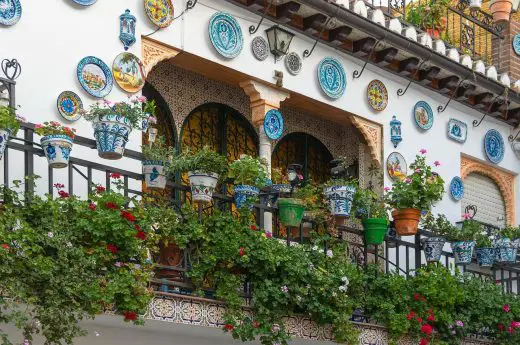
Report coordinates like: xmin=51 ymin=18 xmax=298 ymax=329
xmin=326 ymin=249 xmax=333 ymax=258
xmin=339 ymin=285 xmax=347 ymax=292
xmin=341 ymin=276 xmax=348 ymax=283
xmin=47 ymin=232 xmax=54 ymax=238
xmin=312 ymin=246 xmax=319 ymax=251
xmin=296 ymin=295 xmax=302 ymax=302
xmin=308 ymin=263 xmax=315 ymax=270
xmin=332 ymin=292 xmax=337 ymax=297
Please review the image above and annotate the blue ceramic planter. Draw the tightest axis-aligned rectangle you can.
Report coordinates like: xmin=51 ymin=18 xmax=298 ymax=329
xmin=269 ymin=184 xmax=291 ymax=204
xmin=495 ymin=238 xmax=518 ymax=263
xmin=451 ymin=241 xmax=475 ymax=264
xmin=40 ymin=134 xmax=74 ymax=169
xmin=234 ymin=185 xmax=259 ymax=209
xmin=422 ymin=237 xmax=446 ymax=263
xmin=0 ymin=129 xmax=10 ymax=160
xmin=476 ymin=247 xmax=495 ymax=267
xmin=93 ymin=114 xmax=131 ymax=160
xmin=323 ymin=185 xmax=356 ymax=217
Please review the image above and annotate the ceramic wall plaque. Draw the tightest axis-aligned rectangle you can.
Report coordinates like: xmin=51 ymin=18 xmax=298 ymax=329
xmin=119 ymin=9 xmax=137 ymax=51
xmin=367 ymin=80 xmax=388 ymax=111
xmin=484 ymin=129 xmax=505 ymax=164
xmin=251 ymin=36 xmax=268 ymax=61
xmin=72 ymin=0 xmax=97 ymax=5
xmin=386 ymin=152 xmax=407 ymax=181
xmin=285 ymin=52 xmax=302 ymax=75
xmin=317 ymin=57 xmax=346 ymax=99
xmin=144 ymin=0 xmax=174 ymax=28
xmin=390 ymin=116 xmax=402 ymax=148
xmin=57 ymin=91 xmax=83 ymax=122
xmin=450 ymin=176 xmax=464 ymax=201
xmin=208 ymin=12 xmax=243 ymax=59
xmin=112 ymin=52 xmax=146 ymax=93
xmin=514 ymin=34 xmax=520 ymax=56
xmin=413 ymin=101 xmax=434 ymax=130
xmin=263 ymin=109 xmax=284 ymax=140
xmin=447 ymin=118 xmax=467 ymax=143
xmin=0 ymin=0 xmax=22 ymax=26
xmin=77 ymin=56 xmax=113 ymax=98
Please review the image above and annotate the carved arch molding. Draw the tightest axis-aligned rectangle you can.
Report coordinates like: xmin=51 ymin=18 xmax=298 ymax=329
xmin=350 ymin=115 xmax=382 ymax=168
xmin=141 ymin=37 xmax=181 ymax=74
xmin=461 ymin=155 xmax=516 ymax=225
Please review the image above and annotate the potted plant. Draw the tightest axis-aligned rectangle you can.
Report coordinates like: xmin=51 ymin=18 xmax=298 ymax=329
xmin=141 ymin=136 xmax=175 ymax=190
xmin=352 ymin=188 xmax=389 ymax=245
xmin=34 ymin=121 xmax=76 ymax=169
xmin=84 ymin=97 xmax=153 ymax=160
xmin=448 ymin=219 xmax=481 ymax=264
xmin=228 ymin=155 xmax=268 ymax=209
xmin=385 ymin=151 xmax=445 ymax=236
xmin=475 ymin=230 xmax=496 ymax=267
xmin=278 ymin=186 xmax=306 ymax=228
xmin=323 ymin=177 xmax=357 ymax=218
xmin=421 ymin=213 xmax=456 ymax=263
xmin=171 ymin=146 xmax=228 ymax=203
xmin=490 ymin=0 xmax=513 ymax=23
xmin=406 ymin=0 xmax=450 ymax=39
xmin=0 ymin=105 xmax=23 ymax=160
xmin=495 ymin=225 xmax=520 ymax=263
xmin=142 ymin=100 xmax=157 ymax=133
xmin=269 ymin=167 xmax=292 ymax=203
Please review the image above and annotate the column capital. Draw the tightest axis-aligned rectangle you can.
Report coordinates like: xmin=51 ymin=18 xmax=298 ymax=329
xmin=239 ymin=80 xmax=290 ymax=126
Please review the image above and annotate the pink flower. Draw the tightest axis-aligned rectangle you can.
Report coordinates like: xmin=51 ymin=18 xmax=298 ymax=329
xmin=420 ymin=149 xmax=427 ymax=155
xmin=462 ymin=213 xmax=472 ymax=220
xmin=148 ymin=116 xmax=157 ymax=124
xmin=103 ymin=99 xmax=114 ymax=107
xmin=35 ymin=124 xmax=43 ymax=129
xmin=456 ymin=320 xmax=464 ymax=327
xmin=115 ymin=262 xmax=123 ymax=268
xmin=138 ymin=96 xmax=147 ymax=103
xmin=405 ymin=178 xmax=412 ymax=184
xmin=280 ymin=286 xmax=288 ymax=293
xmin=265 ymin=232 xmax=273 ymax=238
xmin=434 ymin=161 xmax=441 ymax=167
xmin=511 ymin=321 xmax=520 ymax=328
xmin=384 ymin=187 xmax=391 ymax=192
xmin=503 ymin=304 xmax=511 ymax=313
xmin=415 ymin=168 xmax=422 ymax=173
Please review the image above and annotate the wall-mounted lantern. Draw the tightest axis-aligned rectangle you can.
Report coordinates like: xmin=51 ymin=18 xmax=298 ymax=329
xmin=390 ymin=116 xmax=402 ymax=148
xmin=119 ymin=9 xmax=136 ymax=51
xmin=265 ymin=25 xmax=295 ymax=62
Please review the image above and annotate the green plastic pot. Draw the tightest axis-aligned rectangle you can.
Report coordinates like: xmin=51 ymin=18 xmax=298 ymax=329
xmin=362 ymin=218 xmax=389 ymax=245
xmin=278 ymin=198 xmax=305 ymax=227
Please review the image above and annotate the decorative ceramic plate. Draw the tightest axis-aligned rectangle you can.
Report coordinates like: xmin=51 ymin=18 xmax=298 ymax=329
xmin=450 ymin=176 xmax=464 ymax=201
xmin=317 ymin=57 xmax=346 ymax=99
xmin=367 ymin=80 xmax=388 ymax=111
xmin=72 ymin=0 xmax=97 ymax=5
xmin=386 ymin=152 xmax=407 ymax=181
xmin=0 ymin=0 xmax=22 ymax=26
xmin=285 ymin=52 xmax=302 ymax=75
xmin=264 ymin=109 xmax=284 ymax=140
xmin=77 ymin=56 xmax=113 ymax=98
xmin=513 ymin=34 xmax=520 ymax=56
xmin=447 ymin=118 xmax=467 ymax=143
xmin=57 ymin=91 xmax=83 ymax=122
xmin=113 ymin=52 xmax=146 ymax=93
xmin=484 ymin=129 xmax=505 ymax=164
xmin=208 ymin=12 xmax=243 ymax=59
xmin=413 ymin=101 xmax=434 ymax=130
xmin=144 ymin=0 xmax=174 ymax=28
xmin=251 ymin=36 xmax=268 ymax=61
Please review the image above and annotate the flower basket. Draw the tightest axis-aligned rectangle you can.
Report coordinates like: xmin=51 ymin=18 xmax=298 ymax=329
xmin=234 ymin=185 xmax=260 ymax=209
xmin=362 ymin=218 xmax=388 ymax=245
xmin=391 ymin=208 xmax=421 ymax=236
xmin=476 ymin=247 xmax=495 ymax=267
xmin=422 ymin=237 xmax=446 ymax=263
xmin=324 ymin=185 xmax=356 ymax=217
xmin=490 ymin=0 xmax=513 ymax=23
xmin=495 ymin=238 xmax=518 ymax=263
xmin=451 ymin=241 xmax=475 ymax=264
xmin=0 ymin=129 xmax=10 ymax=160
xmin=188 ymin=171 xmax=219 ymax=203
xmin=278 ymin=198 xmax=305 ymax=227
xmin=143 ymin=160 xmax=167 ymax=190
xmin=93 ymin=114 xmax=132 ymax=160
xmin=41 ymin=135 xmax=73 ymax=169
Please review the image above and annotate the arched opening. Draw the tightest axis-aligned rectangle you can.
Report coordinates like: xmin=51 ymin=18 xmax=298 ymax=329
xmin=142 ymin=82 xmax=177 ymax=148
xmin=462 ymin=172 xmax=506 ymax=228
xmin=272 ymin=132 xmax=333 ymax=184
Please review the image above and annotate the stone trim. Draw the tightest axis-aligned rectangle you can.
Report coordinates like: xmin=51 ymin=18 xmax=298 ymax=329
xmin=141 ymin=37 xmax=181 ymax=75
xmin=350 ymin=115 xmax=382 ymax=168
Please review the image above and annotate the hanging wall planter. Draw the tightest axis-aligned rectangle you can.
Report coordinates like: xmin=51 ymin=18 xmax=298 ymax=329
xmin=188 ymin=172 xmax=220 ymax=203
xmin=490 ymin=0 xmax=513 ymax=23
xmin=278 ymin=198 xmax=306 ymax=227
xmin=362 ymin=218 xmax=388 ymax=245
xmin=495 ymin=238 xmax=518 ymax=263
xmin=92 ymin=114 xmax=131 ymax=160
xmin=391 ymin=208 xmax=421 ymax=236
xmin=143 ymin=161 xmax=167 ymax=190
xmin=451 ymin=241 xmax=476 ymax=264
xmin=476 ymin=247 xmax=495 ymax=267
xmin=422 ymin=237 xmax=446 ymax=263
xmin=40 ymin=135 xmax=73 ymax=169
xmin=234 ymin=185 xmax=260 ymax=209
xmin=0 ymin=129 xmax=10 ymax=160
xmin=324 ymin=185 xmax=356 ymax=217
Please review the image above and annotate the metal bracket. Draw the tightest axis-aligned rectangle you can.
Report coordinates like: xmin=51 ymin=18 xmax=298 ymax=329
xmin=465 ymin=205 xmax=477 ymax=219
xmin=508 ymin=130 xmax=520 ymax=143
xmin=302 ymin=16 xmax=336 ymax=58
xmin=472 ymin=94 xmax=506 ymax=127
xmin=352 ymin=38 xmax=385 ymax=79
xmin=397 ymin=54 xmax=432 ymax=96
xmin=249 ymin=0 xmax=274 ymax=35
xmin=437 ymin=74 xmax=472 ymax=113
xmin=1 ymin=59 xmax=21 ymax=81
xmin=186 ymin=0 xmax=198 ymax=10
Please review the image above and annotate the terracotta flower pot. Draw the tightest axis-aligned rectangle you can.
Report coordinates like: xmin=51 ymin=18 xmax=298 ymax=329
xmin=426 ymin=29 xmax=440 ymax=40
xmin=490 ymin=0 xmax=513 ymax=23
xmin=391 ymin=208 xmax=421 ymax=236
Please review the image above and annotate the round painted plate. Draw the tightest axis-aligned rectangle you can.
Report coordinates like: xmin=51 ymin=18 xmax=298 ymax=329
xmin=484 ymin=129 xmax=505 ymax=164
xmin=251 ymin=36 xmax=268 ymax=61
xmin=77 ymin=56 xmax=113 ymax=98
xmin=367 ymin=80 xmax=388 ymax=111
xmin=113 ymin=52 xmax=146 ymax=93
xmin=450 ymin=176 xmax=464 ymax=201
xmin=209 ymin=12 xmax=243 ymax=59
xmin=71 ymin=0 xmax=97 ymax=5
xmin=285 ymin=52 xmax=302 ymax=75
xmin=144 ymin=0 xmax=174 ymax=28
xmin=264 ymin=109 xmax=284 ymax=140
xmin=513 ymin=34 xmax=520 ymax=56
xmin=386 ymin=152 xmax=407 ymax=181
xmin=0 ymin=0 xmax=22 ymax=26
xmin=317 ymin=57 xmax=346 ymax=99
xmin=57 ymin=91 xmax=83 ymax=122
xmin=413 ymin=101 xmax=434 ymax=130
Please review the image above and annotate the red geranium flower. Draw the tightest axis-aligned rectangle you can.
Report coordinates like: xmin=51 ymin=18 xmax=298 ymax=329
xmin=503 ymin=304 xmax=511 ymax=313
xmin=110 ymin=173 xmax=122 ymax=179
xmin=420 ymin=324 xmax=433 ymax=335
xmin=58 ymin=190 xmax=69 ymax=198
xmin=123 ymin=311 xmax=138 ymax=321
xmin=239 ymin=247 xmax=245 ymax=257
xmin=419 ymin=338 xmax=429 ymax=345
xmin=136 ymin=231 xmax=146 ymax=240
xmin=413 ymin=293 xmax=420 ymax=301
xmin=427 ymin=314 xmax=435 ymax=322
xmin=406 ymin=311 xmax=415 ymax=320
xmin=106 ymin=244 xmax=118 ymax=254
xmin=417 ymin=317 xmax=423 ymax=324
xmin=89 ymin=203 xmax=96 ymax=211
xmin=96 ymin=186 xmax=106 ymax=193
xmin=250 ymin=225 xmax=258 ymax=231
xmin=224 ymin=324 xmax=234 ymax=331
xmin=105 ymin=202 xmax=118 ymax=210
xmin=1 ymin=244 xmax=9 ymax=250
xmin=498 ymin=323 xmax=505 ymax=331
xmin=121 ymin=210 xmax=136 ymax=222
xmin=53 ymin=183 xmax=65 ymax=190
xmin=135 ymin=224 xmax=142 ymax=231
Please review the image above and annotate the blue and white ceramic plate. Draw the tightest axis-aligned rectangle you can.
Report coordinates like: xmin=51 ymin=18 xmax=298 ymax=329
xmin=447 ymin=118 xmax=467 ymax=143
xmin=77 ymin=56 xmax=113 ymax=98
xmin=317 ymin=57 xmax=346 ymax=99
xmin=513 ymin=34 xmax=520 ymax=56
xmin=264 ymin=109 xmax=284 ymax=140
xmin=57 ymin=91 xmax=83 ymax=122
xmin=71 ymin=0 xmax=97 ymax=5
xmin=208 ymin=12 xmax=243 ymax=59
xmin=413 ymin=101 xmax=434 ymax=130
xmin=450 ymin=176 xmax=464 ymax=201
xmin=0 ymin=0 xmax=22 ymax=26
xmin=484 ymin=129 xmax=505 ymax=164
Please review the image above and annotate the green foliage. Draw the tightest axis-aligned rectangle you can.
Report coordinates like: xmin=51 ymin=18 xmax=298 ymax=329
xmin=406 ymin=0 xmax=451 ymax=30
xmin=352 ymin=188 xmax=388 ymax=220
xmin=475 ymin=231 xmax=494 ymax=248
xmin=143 ymin=99 xmax=156 ymax=116
xmin=228 ymin=155 xmax=268 ymax=188
xmin=141 ymin=135 xmax=176 ymax=174
xmin=322 ymin=177 xmax=358 ymax=189
xmin=499 ymin=225 xmax=520 ymax=240
xmin=84 ymin=98 xmax=152 ymax=130
xmin=0 ymin=105 xmax=23 ymax=136
xmin=446 ymin=219 xmax=481 ymax=242
xmin=170 ymin=146 xmax=228 ymax=177
xmin=270 ymin=167 xmax=289 ymax=185
xmin=34 ymin=121 xmax=76 ymax=139
xmin=422 ymin=213 xmax=458 ymax=237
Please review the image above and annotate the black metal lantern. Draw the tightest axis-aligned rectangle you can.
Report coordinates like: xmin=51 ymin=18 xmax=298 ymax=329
xmin=265 ymin=25 xmax=295 ymax=61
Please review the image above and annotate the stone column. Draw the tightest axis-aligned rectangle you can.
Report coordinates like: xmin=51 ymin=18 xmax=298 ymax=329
xmin=240 ymin=80 xmax=290 ymax=232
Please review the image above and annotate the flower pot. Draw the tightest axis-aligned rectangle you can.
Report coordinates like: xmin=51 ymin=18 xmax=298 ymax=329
xmin=490 ymin=0 xmax=513 ymax=23
xmin=278 ymin=198 xmax=305 ymax=227
xmin=469 ymin=0 xmax=482 ymax=9
xmin=233 ymin=185 xmax=259 ymax=209
xmin=269 ymin=184 xmax=291 ymax=204
xmin=451 ymin=241 xmax=476 ymax=264
xmin=92 ymin=114 xmax=131 ymax=160
xmin=188 ymin=171 xmax=219 ymax=203
xmin=0 ymin=129 xmax=10 ymax=160
xmin=426 ymin=29 xmax=440 ymax=40
xmin=476 ymin=247 xmax=495 ymax=267
xmin=143 ymin=161 xmax=167 ymax=190
xmin=391 ymin=208 xmax=421 ymax=236
xmin=323 ymin=185 xmax=356 ymax=217
xmin=40 ymin=135 xmax=73 ymax=169
xmin=495 ymin=238 xmax=518 ymax=263
xmin=362 ymin=218 xmax=388 ymax=245
xmin=422 ymin=237 xmax=446 ymax=263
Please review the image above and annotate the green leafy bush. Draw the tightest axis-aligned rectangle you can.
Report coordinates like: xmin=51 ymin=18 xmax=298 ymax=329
xmin=170 ymin=146 xmax=228 ymax=177
xmin=0 ymin=105 xmax=24 ymax=135
xmin=422 ymin=213 xmax=457 ymax=237
xmin=228 ymin=155 xmax=268 ymax=187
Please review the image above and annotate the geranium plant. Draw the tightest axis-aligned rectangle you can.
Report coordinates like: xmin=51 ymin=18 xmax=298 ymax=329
xmin=0 ymin=105 xmax=24 ymax=135
xmin=34 ymin=121 xmax=76 ymax=139
xmin=352 ymin=188 xmax=388 ymax=220
xmin=171 ymin=146 xmax=228 ymax=177
xmin=422 ymin=213 xmax=457 ymax=237
xmin=228 ymin=155 xmax=268 ymax=188
xmin=84 ymin=97 xmax=153 ymax=130
xmin=142 ymin=135 xmax=175 ymax=165
xmin=499 ymin=225 xmax=520 ymax=240
xmin=447 ymin=219 xmax=481 ymax=242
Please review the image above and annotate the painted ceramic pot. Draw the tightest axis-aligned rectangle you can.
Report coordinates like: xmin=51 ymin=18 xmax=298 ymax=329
xmin=391 ymin=208 xmax=421 ymax=236
xmin=188 ymin=171 xmax=219 ymax=203
xmin=40 ymin=135 xmax=73 ymax=169
xmin=476 ymin=247 xmax=495 ymax=267
xmin=495 ymin=238 xmax=518 ymax=263
xmin=269 ymin=183 xmax=291 ymax=204
xmin=92 ymin=114 xmax=131 ymax=160
xmin=422 ymin=237 xmax=446 ymax=263
xmin=278 ymin=198 xmax=306 ymax=227
xmin=233 ymin=185 xmax=259 ymax=209
xmin=451 ymin=241 xmax=476 ymax=264
xmin=143 ymin=161 xmax=167 ymax=190
xmin=362 ymin=218 xmax=389 ymax=245
xmin=323 ymin=185 xmax=356 ymax=217
xmin=0 ymin=129 xmax=10 ymax=160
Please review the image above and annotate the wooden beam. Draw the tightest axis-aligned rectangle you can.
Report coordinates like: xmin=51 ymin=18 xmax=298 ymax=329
xmin=472 ymin=92 xmax=494 ymax=108
xmin=397 ymin=57 xmax=420 ymax=76
xmin=454 ymin=83 xmax=476 ymax=101
xmin=329 ymin=26 xmax=352 ymax=46
xmin=417 ymin=67 xmax=440 ymax=85
xmin=506 ymin=108 xmax=520 ymax=126
xmin=434 ymin=76 xmax=459 ymax=93
xmin=302 ymin=13 xmax=327 ymax=35
xmin=374 ymin=47 xmax=398 ymax=67
xmin=275 ymin=1 xmax=300 ymax=23
xmin=352 ymin=37 xmax=376 ymax=57
xmin=244 ymin=0 xmax=264 ymax=11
